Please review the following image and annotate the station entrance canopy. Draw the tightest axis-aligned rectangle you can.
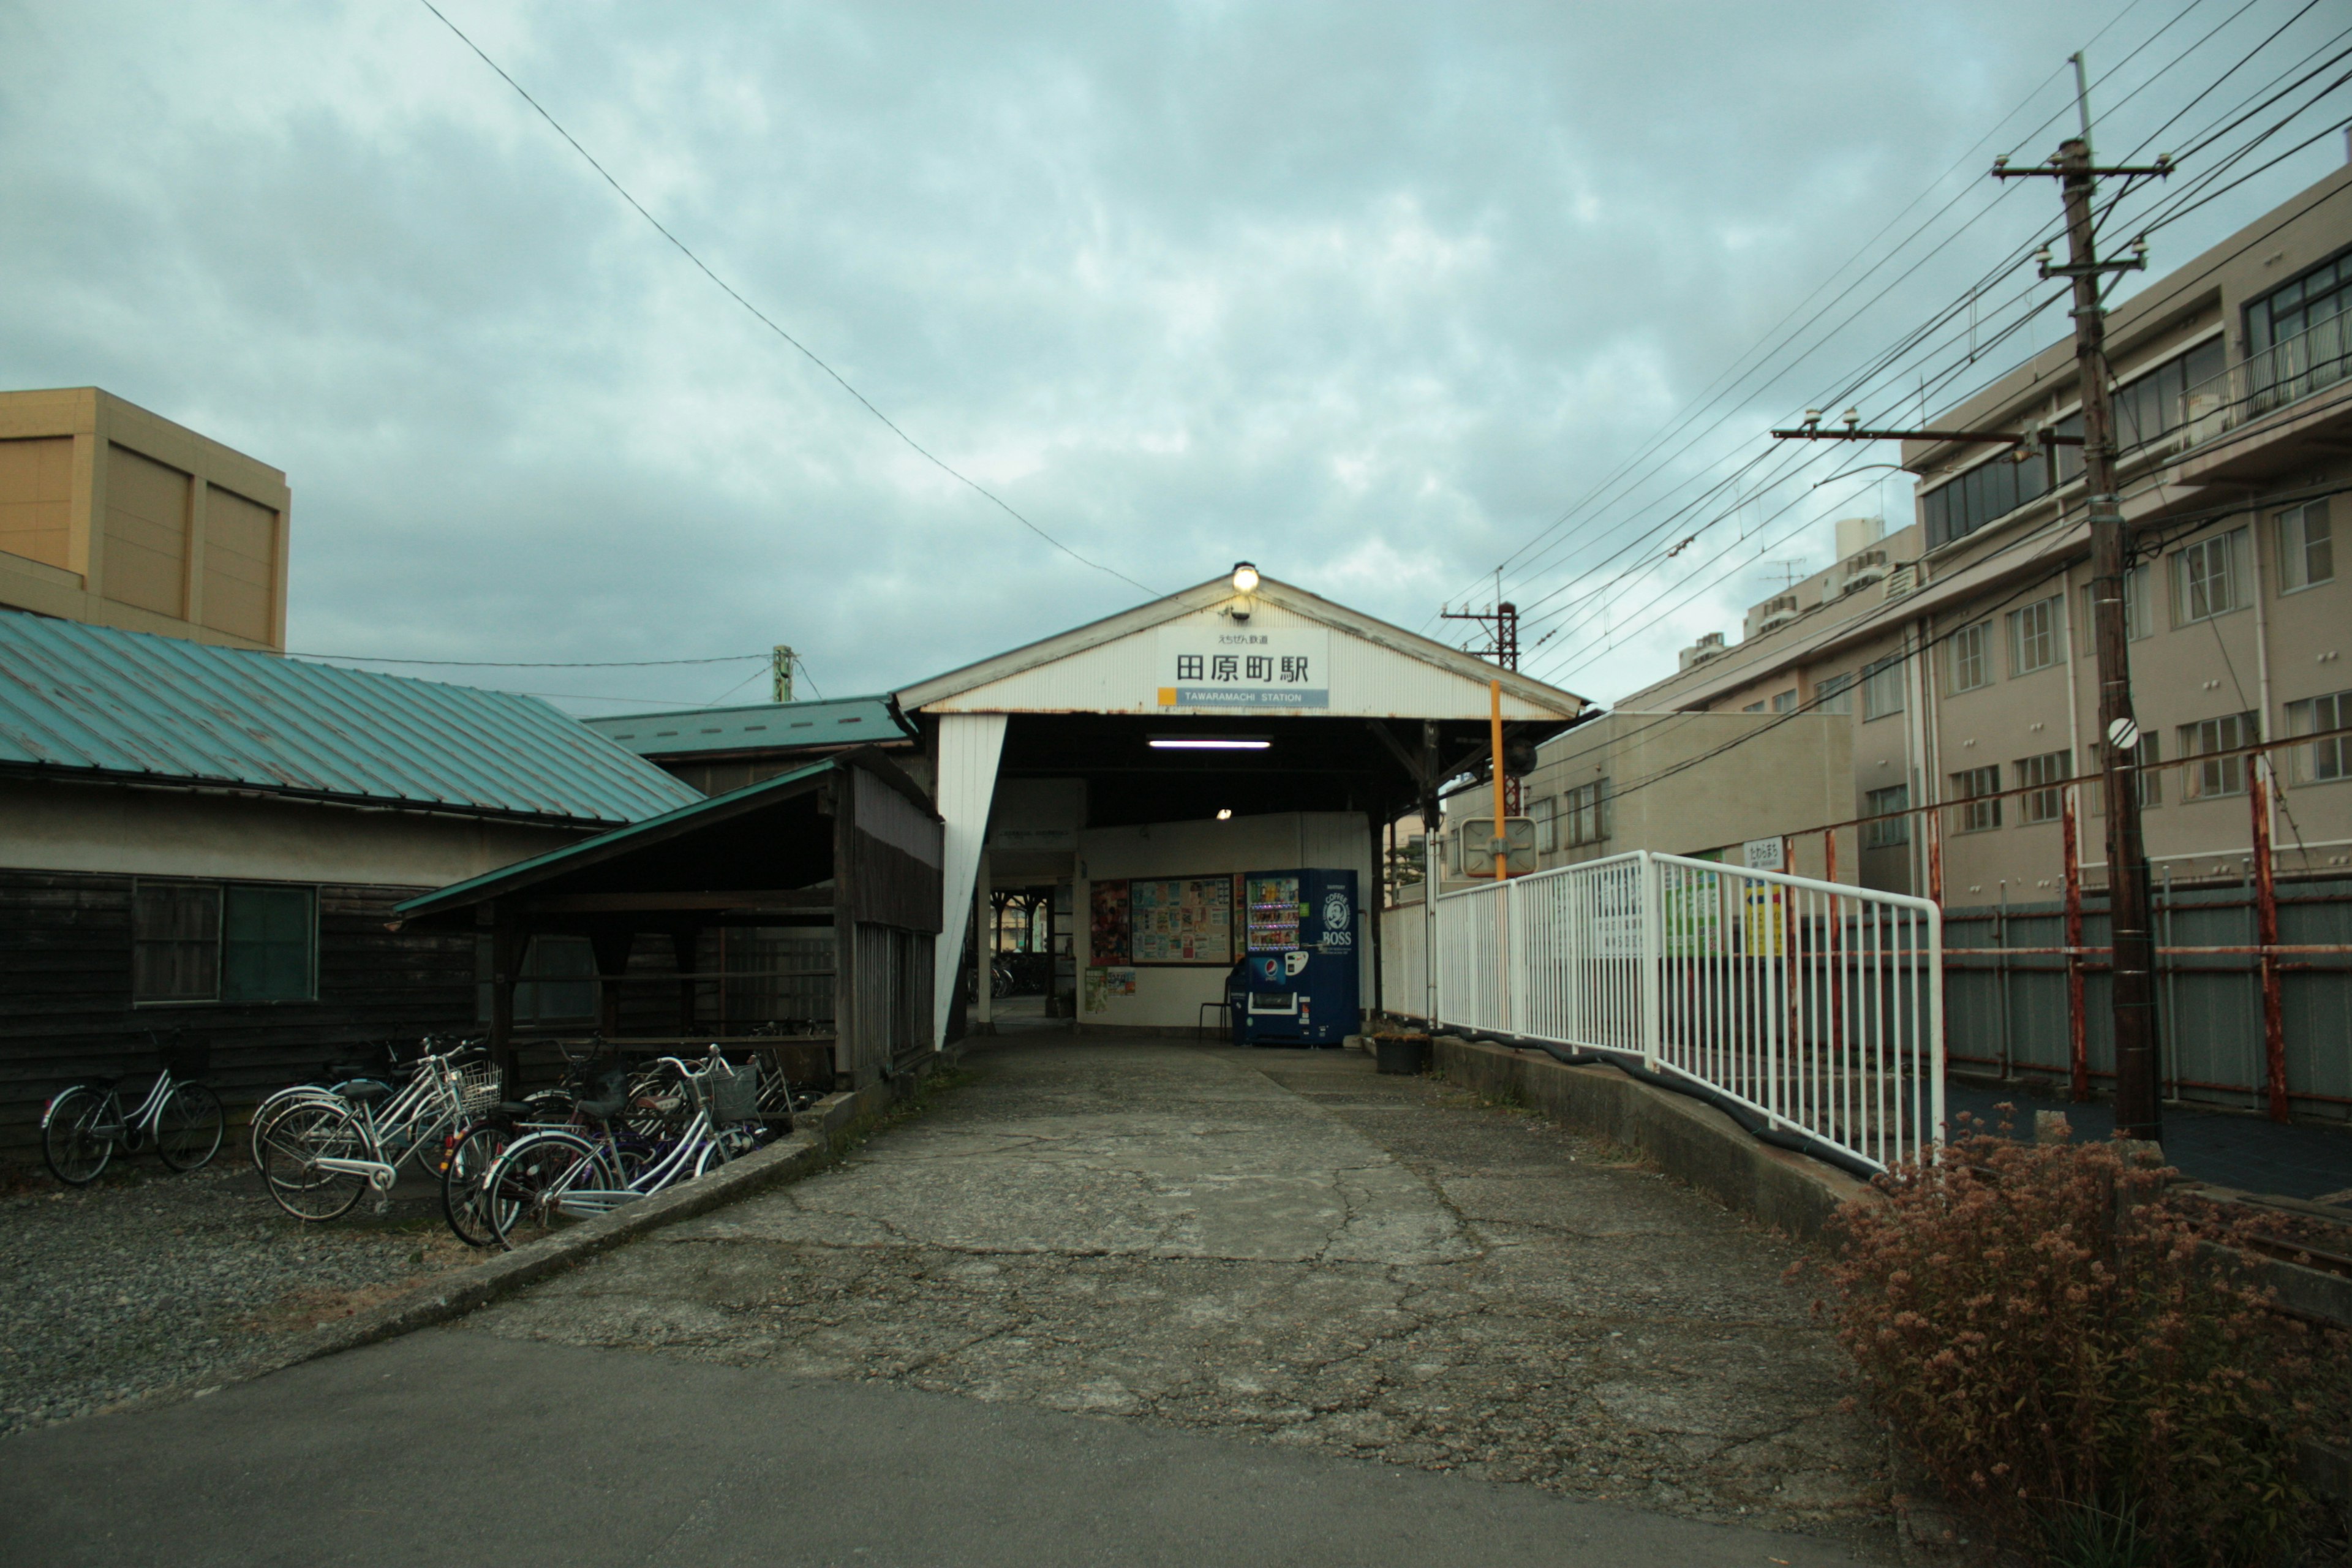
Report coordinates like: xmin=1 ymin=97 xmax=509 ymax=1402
xmin=894 ymin=570 xmax=1591 ymax=1044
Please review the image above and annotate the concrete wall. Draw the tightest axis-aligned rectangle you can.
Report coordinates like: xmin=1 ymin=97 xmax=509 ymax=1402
xmin=0 ymin=388 xmax=290 ymax=650
xmin=1076 ymin=810 xmax=1374 ymax=1031
xmin=1507 ymin=709 xmax=1857 ymax=883
xmin=0 ymin=776 xmax=593 ymax=887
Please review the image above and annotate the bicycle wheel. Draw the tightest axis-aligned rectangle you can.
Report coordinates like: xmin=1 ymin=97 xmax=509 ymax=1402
xmin=249 ymin=1086 xmax=336 ymax=1177
xmin=440 ymin=1121 xmax=513 ymax=1248
xmin=260 ymin=1101 xmax=371 ymax=1222
xmin=486 ymin=1131 xmax=616 ymax=1250
xmin=42 ymin=1085 xmax=115 ymax=1186
xmin=156 ymin=1081 xmax=225 ymax=1171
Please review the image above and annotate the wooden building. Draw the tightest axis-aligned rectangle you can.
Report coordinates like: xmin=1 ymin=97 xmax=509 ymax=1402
xmin=391 ymin=750 xmax=944 ymax=1091
xmin=0 ymin=609 xmax=699 ymax=1148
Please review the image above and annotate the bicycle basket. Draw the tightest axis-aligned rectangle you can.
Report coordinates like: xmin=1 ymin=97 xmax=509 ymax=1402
xmin=705 ymin=1060 xmax=761 ymax=1126
xmin=453 ymin=1060 xmax=503 ymax=1117
xmin=157 ymin=1031 xmax=209 ymax=1078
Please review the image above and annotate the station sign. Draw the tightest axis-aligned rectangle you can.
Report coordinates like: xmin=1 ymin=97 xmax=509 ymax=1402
xmin=1155 ymin=628 xmax=1330 ymax=709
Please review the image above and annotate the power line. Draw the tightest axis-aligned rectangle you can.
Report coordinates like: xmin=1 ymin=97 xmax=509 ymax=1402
xmin=413 ymin=0 xmax=1158 ymax=600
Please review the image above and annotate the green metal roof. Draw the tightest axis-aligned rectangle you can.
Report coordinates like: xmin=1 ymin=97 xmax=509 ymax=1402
xmin=0 ymin=611 xmax=702 ymax=826
xmin=584 ymin=695 xmax=913 ymax=759
xmin=393 ymin=756 xmax=838 ymax=920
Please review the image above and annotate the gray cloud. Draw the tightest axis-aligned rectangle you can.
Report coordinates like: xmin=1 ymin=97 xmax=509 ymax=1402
xmin=4 ymin=1 xmax=2342 ymax=709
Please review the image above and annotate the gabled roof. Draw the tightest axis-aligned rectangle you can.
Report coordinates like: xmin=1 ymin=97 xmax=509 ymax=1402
xmin=894 ymin=571 xmax=1587 ymax=719
xmin=584 ymin=695 xmax=914 ymax=760
xmin=391 ymin=747 xmax=938 ymax=924
xmin=0 ymin=611 xmax=700 ymax=826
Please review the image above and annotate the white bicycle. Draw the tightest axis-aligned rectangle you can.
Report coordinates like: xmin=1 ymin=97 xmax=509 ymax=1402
xmin=40 ymin=1031 xmax=224 ymax=1186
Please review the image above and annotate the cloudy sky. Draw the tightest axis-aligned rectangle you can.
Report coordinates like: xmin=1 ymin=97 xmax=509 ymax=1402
xmin=4 ymin=1 xmax=2344 ymax=711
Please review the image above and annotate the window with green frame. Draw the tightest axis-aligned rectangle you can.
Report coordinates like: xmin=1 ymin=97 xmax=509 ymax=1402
xmin=132 ymin=881 xmax=316 ymax=1004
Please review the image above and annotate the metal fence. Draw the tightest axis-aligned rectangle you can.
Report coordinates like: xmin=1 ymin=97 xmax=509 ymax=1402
xmin=1430 ymin=851 xmax=1944 ymax=1172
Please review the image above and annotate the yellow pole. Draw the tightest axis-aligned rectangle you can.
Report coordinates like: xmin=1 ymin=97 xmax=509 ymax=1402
xmin=1490 ymin=678 xmax=1508 ymax=881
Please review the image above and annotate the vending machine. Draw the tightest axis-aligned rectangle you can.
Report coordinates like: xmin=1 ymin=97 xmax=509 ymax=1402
xmin=1227 ymin=868 xmax=1360 ymax=1046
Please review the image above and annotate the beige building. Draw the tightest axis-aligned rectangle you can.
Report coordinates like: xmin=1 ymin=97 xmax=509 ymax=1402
xmin=1618 ymin=159 xmax=2352 ymax=904
xmin=0 ymin=387 xmax=289 ymax=650
xmin=1437 ymin=710 xmax=1855 ymax=888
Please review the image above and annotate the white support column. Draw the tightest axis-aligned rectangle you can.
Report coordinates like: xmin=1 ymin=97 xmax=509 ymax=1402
xmin=930 ymin=712 xmax=1008 ymax=1047
xmin=973 ymin=848 xmax=993 ymax=1032
xmin=1640 ymin=851 xmax=1664 ymax=1072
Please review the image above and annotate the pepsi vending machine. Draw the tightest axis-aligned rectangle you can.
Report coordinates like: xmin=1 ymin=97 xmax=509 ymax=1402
xmin=1228 ymin=869 xmax=1360 ymax=1046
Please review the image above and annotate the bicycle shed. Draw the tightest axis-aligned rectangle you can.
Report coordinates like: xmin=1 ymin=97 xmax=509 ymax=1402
xmin=391 ymin=747 xmax=942 ymax=1093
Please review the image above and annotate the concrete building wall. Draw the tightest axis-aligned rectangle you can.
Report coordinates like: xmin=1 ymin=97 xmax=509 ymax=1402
xmin=0 ymin=777 xmax=593 ymax=887
xmin=0 ymin=387 xmax=290 ymax=650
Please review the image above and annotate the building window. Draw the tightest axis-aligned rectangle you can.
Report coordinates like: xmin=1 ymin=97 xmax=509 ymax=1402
xmin=2287 ymin=690 xmax=2350 ymax=784
xmin=1950 ymin=765 xmax=2002 ymax=833
xmin=132 ymin=880 xmax=316 ymax=1004
xmin=1922 ymin=448 xmax=2047 ymax=551
xmin=1564 ymin=780 xmax=1610 ymax=847
xmin=2108 ymin=336 xmax=2228 ymax=456
xmin=2008 ymin=596 xmax=2060 ymax=676
xmin=1529 ymin=794 xmax=1559 ymax=853
xmin=1771 ymin=689 xmax=1797 ymax=713
xmin=2171 ymin=527 xmax=2246 ymax=625
xmin=1815 ymin=672 xmax=1853 ymax=714
xmin=1862 ymin=655 xmax=1905 ymax=721
xmin=1741 ymin=700 xmax=1765 ymax=714
xmin=2245 ymin=247 xmax=2350 ymax=412
xmin=1947 ymin=621 xmax=1992 ymax=693
xmin=2078 ymin=562 xmax=2152 ymax=647
xmin=2015 ymin=750 xmax=2071 ymax=824
xmin=2180 ymin=712 xmax=2258 ymax=799
xmin=2276 ymin=499 xmax=2334 ymax=594
xmin=1863 ymin=784 xmax=1910 ymax=848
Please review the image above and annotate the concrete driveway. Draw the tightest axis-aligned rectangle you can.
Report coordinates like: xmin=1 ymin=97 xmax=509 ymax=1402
xmin=1 ymin=1033 xmax=1896 ymax=1566
xmin=466 ymin=1034 xmax=1888 ymax=1547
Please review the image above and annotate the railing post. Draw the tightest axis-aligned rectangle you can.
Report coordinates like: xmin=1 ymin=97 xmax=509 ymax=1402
xmin=2252 ymin=766 xmax=2288 ymax=1122
xmin=1640 ymin=852 xmax=1663 ymax=1073
xmin=1928 ymin=897 xmax=1947 ymax=1155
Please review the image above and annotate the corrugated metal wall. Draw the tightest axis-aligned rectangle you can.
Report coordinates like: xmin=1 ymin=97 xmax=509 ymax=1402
xmin=930 ymin=713 xmax=1006 ymax=1045
xmin=1942 ymin=875 xmax=2351 ymax=1118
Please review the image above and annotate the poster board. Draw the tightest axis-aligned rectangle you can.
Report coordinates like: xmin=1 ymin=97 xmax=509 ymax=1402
xmin=1087 ymin=876 xmax=1235 ymax=967
xmin=1088 ymin=881 xmax=1130 ymax=965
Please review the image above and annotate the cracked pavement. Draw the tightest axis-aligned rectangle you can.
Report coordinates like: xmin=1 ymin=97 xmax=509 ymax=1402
xmin=466 ymin=1033 xmax=1890 ymax=1548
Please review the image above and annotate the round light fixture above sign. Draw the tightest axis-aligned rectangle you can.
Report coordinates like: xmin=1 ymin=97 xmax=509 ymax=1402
xmin=1231 ymin=561 xmax=1261 ymax=594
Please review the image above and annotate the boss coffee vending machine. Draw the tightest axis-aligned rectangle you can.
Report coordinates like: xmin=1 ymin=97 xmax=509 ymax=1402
xmin=1227 ymin=869 xmax=1360 ymax=1046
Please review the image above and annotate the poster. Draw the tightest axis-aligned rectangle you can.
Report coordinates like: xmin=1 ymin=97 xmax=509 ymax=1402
xmin=1127 ymin=876 xmax=1235 ymax=965
xmin=1089 ymin=881 xmax=1129 ymax=965
xmin=1082 ymin=966 xmax=1137 ymax=1012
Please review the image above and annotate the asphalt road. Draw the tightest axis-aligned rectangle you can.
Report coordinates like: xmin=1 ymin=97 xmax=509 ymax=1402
xmin=0 ymin=1327 xmax=1890 ymax=1567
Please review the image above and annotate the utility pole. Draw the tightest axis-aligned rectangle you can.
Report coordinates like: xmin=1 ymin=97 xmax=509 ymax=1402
xmin=1768 ymin=69 xmax=2173 ymax=1142
xmin=771 ymin=645 xmax=795 ymax=703
xmin=1443 ymin=602 xmax=1521 ymax=811
xmin=1994 ymin=135 xmax=2172 ymax=1144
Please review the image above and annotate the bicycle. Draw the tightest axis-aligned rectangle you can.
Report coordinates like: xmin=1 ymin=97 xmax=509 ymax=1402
xmin=437 ymin=1047 xmax=638 ymax=1248
xmin=40 ymin=1031 xmax=225 ymax=1186
xmin=480 ymin=1053 xmax=763 ymax=1250
xmin=257 ymin=1042 xmax=502 ymax=1221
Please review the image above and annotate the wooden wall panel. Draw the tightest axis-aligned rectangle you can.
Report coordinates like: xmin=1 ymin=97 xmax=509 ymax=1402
xmin=0 ymin=435 xmax=74 ymax=570
xmin=201 ymin=484 xmax=278 ymax=644
xmin=0 ymin=871 xmax=476 ymax=1153
xmin=100 ymin=444 xmax=189 ymax=616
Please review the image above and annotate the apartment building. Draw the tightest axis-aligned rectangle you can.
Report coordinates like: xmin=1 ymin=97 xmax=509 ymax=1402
xmin=1618 ymin=159 xmax=2352 ymax=905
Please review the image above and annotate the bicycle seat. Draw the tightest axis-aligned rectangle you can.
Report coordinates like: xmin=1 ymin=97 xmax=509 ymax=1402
xmin=491 ymin=1100 xmax=539 ymax=1118
xmin=340 ymin=1080 xmax=394 ymax=1107
xmin=572 ymin=1093 xmax=627 ymax=1123
xmin=324 ymin=1061 xmax=378 ymax=1082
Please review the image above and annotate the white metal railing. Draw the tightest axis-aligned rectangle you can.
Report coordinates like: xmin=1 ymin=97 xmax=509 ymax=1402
xmin=1434 ymin=851 xmax=1943 ymax=1173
